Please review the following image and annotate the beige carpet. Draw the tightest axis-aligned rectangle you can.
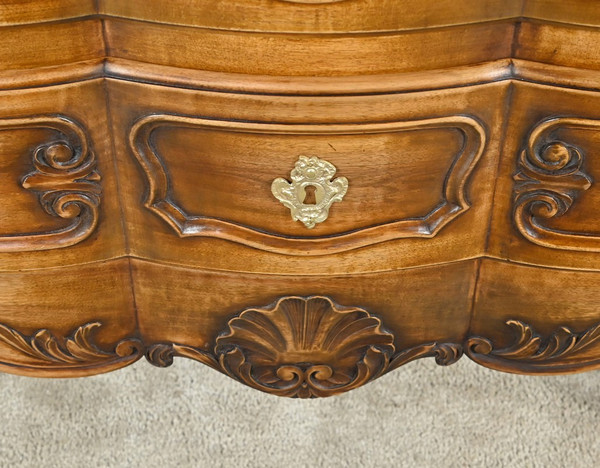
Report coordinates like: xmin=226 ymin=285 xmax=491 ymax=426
xmin=0 ymin=357 xmax=598 ymax=467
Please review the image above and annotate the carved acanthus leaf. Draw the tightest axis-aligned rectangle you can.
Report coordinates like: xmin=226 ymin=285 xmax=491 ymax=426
xmin=466 ymin=320 xmax=600 ymax=373
xmin=387 ymin=342 xmax=463 ymax=372
xmin=0 ymin=322 xmax=143 ymax=375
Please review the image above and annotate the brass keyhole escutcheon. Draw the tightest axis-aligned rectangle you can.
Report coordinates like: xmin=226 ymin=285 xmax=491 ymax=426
xmin=271 ymin=155 xmax=348 ymax=229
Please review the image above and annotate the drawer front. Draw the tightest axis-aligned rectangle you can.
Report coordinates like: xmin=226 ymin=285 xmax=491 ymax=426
xmin=489 ymin=82 xmax=600 ymax=271
xmin=129 ymin=114 xmax=485 ymax=255
xmin=0 ymin=80 xmax=126 ymax=271
xmin=112 ymin=79 xmax=508 ymax=274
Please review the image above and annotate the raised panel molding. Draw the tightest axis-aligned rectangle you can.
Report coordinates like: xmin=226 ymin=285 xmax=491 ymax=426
xmin=129 ymin=114 xmax=486 ymax=256
xmin=0 ymin=116 xmax=101 ymax=252
xmin=513 ymin=117 xmax=600 ymax=251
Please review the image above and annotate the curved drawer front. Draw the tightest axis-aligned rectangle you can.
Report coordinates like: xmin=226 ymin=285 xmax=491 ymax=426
xmin=101 ymin=0 xmax=523 ymax=34
xmin=489 ymin=82 xmax=600 ymax=271
xmin=113 ymin=79 xmax=506 ymax=272
xmin=129 ymin=114 xmax=486 ymax=256
xmin=0 ymin=81 xmax=127 ymax=271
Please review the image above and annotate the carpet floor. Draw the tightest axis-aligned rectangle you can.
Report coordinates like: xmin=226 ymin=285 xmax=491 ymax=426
xmin=0 ymin=357 xmax=598 ymax=467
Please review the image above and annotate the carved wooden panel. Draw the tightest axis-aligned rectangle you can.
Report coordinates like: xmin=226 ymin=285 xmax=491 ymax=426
xmin=0 ymin=258 xmax=138 ymax=376
xmin=513 ymin=117 xmax=598 ymax=251
xmin=0 ymin=116 xmax=101 ymax=252
xmin=110 ymin=80 xmax=505 ymax=275
xmin=129 ymin=114 xmax=486 ymax=255
xmin=470 ymin=259 xmax=600 ymax=375
xmin=488 ymin=83 xmax=600 ymax=271
xmin=146 ymin=296 xmax=462 ymax=398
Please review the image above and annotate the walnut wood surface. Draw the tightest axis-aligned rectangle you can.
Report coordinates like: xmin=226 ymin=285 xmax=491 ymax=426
xmin=1 ymin=1 xmax=600 ymax=397
xmin=109 ymin=79 xmax=506 ymax=274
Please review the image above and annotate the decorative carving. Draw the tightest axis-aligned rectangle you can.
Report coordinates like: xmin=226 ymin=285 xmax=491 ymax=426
xmin=215 ymin=296 xmax=394 ymax=398
xmin=271 ymin=156 xmax=348 ymax=229
xmin=129 ymin=114 xmax=486 ymax=256
xmin=146 ymin=295 xmax=463 ymax=398
xmin=466 ymin=320 xmax=600 ymax=374
xmin=0 ymin=322 xmax=143 ymax=376
xmin=388 ymin=341 xmax=463 ymax=370
xmin=145 ymin=342 xmax=219 ymax=371
xmin=0 ymin=116 xmax=101 ymax=252
xmin=513 ymin=117 xmax=600 ymax=251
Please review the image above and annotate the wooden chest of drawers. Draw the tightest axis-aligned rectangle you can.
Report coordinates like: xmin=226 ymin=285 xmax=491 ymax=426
xmin=2 ymin=0 xmax=600 ymax=397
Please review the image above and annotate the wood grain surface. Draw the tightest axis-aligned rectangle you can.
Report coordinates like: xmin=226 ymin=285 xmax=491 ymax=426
xmin=0 ymin=80 xmax=125 ymax=271
xmin=1 ymin=0 xmax=600 ymax=396
xmin=109 ymin=79 xmax=506 ymax=273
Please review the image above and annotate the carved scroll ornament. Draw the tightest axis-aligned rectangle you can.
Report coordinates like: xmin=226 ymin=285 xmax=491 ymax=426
xmin=129 ymin=114 xmax=486 ymax=256
xmin=0 ymin=116 xmax=101 ymax=252
xmin=146 ymin=296 xmax=462 ymax=398
xmin=466 ymin=320 xmax=600 ymax=374
xmin=0 ymin=322 xmax=143 ymax=376
xmin=513 ymin=117 xmax=600 ymax=251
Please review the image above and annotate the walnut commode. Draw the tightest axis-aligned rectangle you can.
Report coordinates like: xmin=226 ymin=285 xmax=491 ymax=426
xmin=1 ymin=0 xmax=600 ymax=397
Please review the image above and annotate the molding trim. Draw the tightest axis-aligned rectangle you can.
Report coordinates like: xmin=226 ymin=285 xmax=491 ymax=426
xmin=129 ymin=114 xmax=486 ymax=256
xmin=4 ymin=308 xmax=600 ymax=392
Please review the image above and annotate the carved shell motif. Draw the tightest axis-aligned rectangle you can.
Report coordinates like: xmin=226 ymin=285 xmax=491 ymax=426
xmin=145 ymin=296 xmax=462 ymax=398
xmin=215 ymin=296 xmax=395 ymax=398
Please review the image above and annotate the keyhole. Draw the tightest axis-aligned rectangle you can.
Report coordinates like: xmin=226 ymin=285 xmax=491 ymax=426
xmin=303 ymin=185 xmax=317 ymax=205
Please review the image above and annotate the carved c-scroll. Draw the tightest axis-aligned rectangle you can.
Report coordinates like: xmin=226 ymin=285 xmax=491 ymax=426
xmin=146 ymin=296 xmax=462 ymax=398
xmin=466 ymin=320 xmax=600 ymax=374
xmin=0 ymin=321 xmax=143 ymax=377
xmin=129 ymin=114 xmax=486 ymax=256
xmin=0 ymin=116 xmax=101 ymax=252
xmin=513 ymin=117 xmax=600 ymax=251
